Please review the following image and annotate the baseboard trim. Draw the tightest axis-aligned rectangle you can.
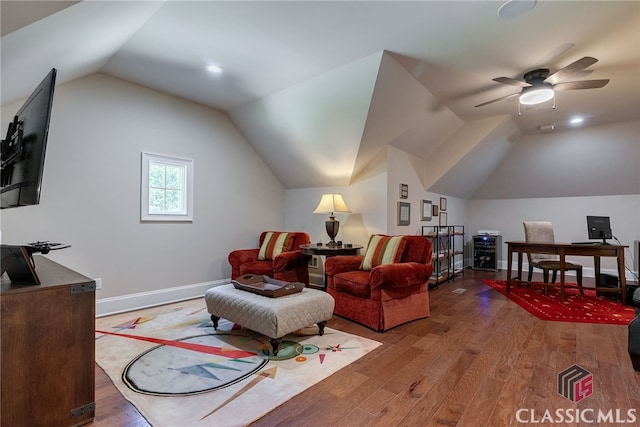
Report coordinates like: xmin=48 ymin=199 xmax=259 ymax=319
xmin=96 ymin=279 xmax=228 ymax=317
xmin=500 ymin=261 xmax=634 ymax=281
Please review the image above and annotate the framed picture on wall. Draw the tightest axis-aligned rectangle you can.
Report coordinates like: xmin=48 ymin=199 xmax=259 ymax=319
xmin=439 ymin=212 xmax=448 ymax=227
xmin=432 ymin=204 xmax=439 ymax=217
xmin=400 ymin=183 xmax=408 ymax=199
xmin=398 ymin=202 xmax=410 ymax=226
xmin=440 ymin=197 xmax=447 ymax=211
xmin=421 ymin=200 xmax=432 ymax=221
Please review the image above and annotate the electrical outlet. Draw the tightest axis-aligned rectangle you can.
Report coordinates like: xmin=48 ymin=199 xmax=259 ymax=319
xmin=95 ymin=278 xmax=102 ymax=290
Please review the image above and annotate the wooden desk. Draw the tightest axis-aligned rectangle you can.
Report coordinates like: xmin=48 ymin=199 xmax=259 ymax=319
xmin=505 ymin=241 xmax=628 ymax=305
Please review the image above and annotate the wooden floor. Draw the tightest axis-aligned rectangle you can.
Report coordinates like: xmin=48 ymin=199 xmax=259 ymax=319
xmin=90 ymin=269 xmax=640 ymax=426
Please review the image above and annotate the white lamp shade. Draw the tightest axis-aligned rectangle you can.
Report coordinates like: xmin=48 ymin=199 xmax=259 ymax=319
xmin=313 ymin=194 xmax=351 ymax=214
xmin=519 ymin=85 xmax=554 ymax=105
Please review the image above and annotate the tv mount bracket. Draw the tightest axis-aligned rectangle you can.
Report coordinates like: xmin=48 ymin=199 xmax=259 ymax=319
xmin=1 ymin=116 xmax=25 ymax=168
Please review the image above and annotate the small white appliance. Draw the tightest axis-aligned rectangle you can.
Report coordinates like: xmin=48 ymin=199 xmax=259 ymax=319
xmin=477 ymin=229 xmax=501 ymax=236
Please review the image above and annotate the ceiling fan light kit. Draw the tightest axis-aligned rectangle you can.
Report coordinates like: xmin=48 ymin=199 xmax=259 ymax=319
xmin=206 ymin=64 xmax=224 ymax=74
xmin=519 ymin=85 xmax=554 ymax=105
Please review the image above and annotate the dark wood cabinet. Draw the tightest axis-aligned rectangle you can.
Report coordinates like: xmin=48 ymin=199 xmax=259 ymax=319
xmin=1 ymin=256 xmax=95 ymax=427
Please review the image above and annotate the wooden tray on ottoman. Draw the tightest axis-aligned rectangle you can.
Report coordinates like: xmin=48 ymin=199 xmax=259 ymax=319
xmin=232 ymin=274 xmax=304 ymax=298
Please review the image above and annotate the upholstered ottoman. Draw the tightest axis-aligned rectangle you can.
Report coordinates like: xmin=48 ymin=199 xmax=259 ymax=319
xmin=204 ymin=284 xmax=335 ymax=355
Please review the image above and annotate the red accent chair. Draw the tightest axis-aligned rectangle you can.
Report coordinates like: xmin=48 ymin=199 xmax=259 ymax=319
xmin=228 ymin=231 xmax=311 ymax=284
xmin=325 ymin=235 xmax=433 ymax=331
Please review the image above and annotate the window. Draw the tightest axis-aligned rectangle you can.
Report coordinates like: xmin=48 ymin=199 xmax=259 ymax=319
xmin=141 ymin=152 xmax=193 ymax=221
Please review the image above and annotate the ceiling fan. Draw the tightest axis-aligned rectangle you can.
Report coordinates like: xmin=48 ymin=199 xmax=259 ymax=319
xmin=475 ymin=56 xmax=609 ymax=108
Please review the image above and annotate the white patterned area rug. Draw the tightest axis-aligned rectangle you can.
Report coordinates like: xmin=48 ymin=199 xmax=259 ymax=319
xmin=95 ymin=298 xmax=381 ymax=426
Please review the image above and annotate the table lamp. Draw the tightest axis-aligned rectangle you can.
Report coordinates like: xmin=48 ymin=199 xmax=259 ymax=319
xmin=313 ymin=193 xmax=351 ymax=247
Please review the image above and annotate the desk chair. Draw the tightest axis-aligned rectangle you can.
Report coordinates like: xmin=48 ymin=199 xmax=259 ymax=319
xmin=523 ymin=221 xmax=583 ymax=294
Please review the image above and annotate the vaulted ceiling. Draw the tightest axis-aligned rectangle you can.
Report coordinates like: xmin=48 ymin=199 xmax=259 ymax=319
xmin=2 ymin=1 xmax=639 ymax=194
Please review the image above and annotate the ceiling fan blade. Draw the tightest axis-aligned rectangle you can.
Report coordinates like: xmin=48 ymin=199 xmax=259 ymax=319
xmin=553 ymin=79 xmax=609 ymax=91
xmin=545 ymin=56 xmax=598 ymax=85
xmin=493 ymin=77 xmax=529 ymax=88
xmin=475 ymin=92 xmax=519 ymax=107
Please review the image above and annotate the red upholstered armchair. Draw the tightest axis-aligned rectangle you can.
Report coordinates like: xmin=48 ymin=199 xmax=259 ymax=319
xmin=228 ymin=231 xmax=311 ymax=284
xmin=325 ymin=235 xmax=433 ymax=332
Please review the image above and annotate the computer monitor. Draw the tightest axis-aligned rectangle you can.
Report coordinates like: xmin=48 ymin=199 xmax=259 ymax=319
xmin=587 ymin=216 xmax=612 ymax=244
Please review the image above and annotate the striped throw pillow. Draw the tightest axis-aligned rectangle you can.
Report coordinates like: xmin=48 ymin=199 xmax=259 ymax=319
xmin=258 ymin=232 xmax=294 ymax=260
xmin=360 ymin=235 xmax=407 ymax=271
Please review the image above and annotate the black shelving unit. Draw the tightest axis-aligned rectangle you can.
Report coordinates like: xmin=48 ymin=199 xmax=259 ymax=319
xmin=422 ymin=225 xmax=465 ymax=286
xmin=472 ymin=235 xmax=502 ymax=271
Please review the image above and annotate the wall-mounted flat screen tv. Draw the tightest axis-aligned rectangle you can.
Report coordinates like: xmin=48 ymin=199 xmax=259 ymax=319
xmin=1 ymin=68 xmax=57 ymax=209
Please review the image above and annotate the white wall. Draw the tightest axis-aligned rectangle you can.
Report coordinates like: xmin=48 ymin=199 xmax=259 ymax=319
xmin=468 ymin=195 xmax=640 ymax=278
xmin=472 ymin=120 xmax=640 ymax=199
xmin=1 ymin=74 xmax=286 ymax=303
xmin=228 ymin=53 xmax=381 ymax=189
xmin=386 ymin=145 xmax=469 ymax=238
xmin=284 ymin=145 xmax=470 ymax=256
xmin=285 ymin=172 xmax=387 ymax=249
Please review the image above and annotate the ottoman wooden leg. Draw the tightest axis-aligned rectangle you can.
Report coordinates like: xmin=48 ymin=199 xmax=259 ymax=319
xmin=211 ymin=315 xmax=220 ymax=330
xmin=270 ymin=337 xmax=283 ymax=356
xmin=317 ymin=321 xmax=327 ymax=336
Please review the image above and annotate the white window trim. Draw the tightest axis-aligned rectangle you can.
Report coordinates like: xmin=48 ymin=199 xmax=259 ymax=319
xmin=141 ymin=152 xmax=194 ymax=222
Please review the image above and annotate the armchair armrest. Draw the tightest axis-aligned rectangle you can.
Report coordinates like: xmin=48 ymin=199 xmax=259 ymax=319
xmin=370 ymin=262 xmax=432 ymax=290
xmin=228 ymin=248 xmax=260 ymax=267
xmin=272 ymin=250 xmax=310 ymax=273
xmin=325 ymin=255 xmax=364 ymax=276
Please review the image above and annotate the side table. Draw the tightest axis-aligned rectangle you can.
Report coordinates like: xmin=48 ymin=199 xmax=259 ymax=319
xmin=300 ymin=244 xmax=363 ymax=289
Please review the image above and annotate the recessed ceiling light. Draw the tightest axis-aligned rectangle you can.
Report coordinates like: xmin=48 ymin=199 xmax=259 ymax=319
xmin=206 ymin=64 xmax=224 ymax=74
xmin=498 ymin=0 xmax=537 ymax=19
xmin=569 ymin=116 xmax=584 ymax=125
xmin=538 ymin=124 xmax=555 ymax=131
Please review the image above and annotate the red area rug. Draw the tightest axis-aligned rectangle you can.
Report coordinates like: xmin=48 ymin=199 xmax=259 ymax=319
xmin=482 ymin=280 xmax=636 ymax=325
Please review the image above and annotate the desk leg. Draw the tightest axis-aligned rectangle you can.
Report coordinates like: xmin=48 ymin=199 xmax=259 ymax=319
xmin=506 ymin=245 xmax=513 ymax=292
xmin=559 ymin=248 xmax=566 ymax=300
xmin=516 ymin=251 xmax=523 ymax=289
xmin=594 ymin=256 xmax=601 ymax=288
xmin=618 ymin=249 xmax=627 ymax=305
